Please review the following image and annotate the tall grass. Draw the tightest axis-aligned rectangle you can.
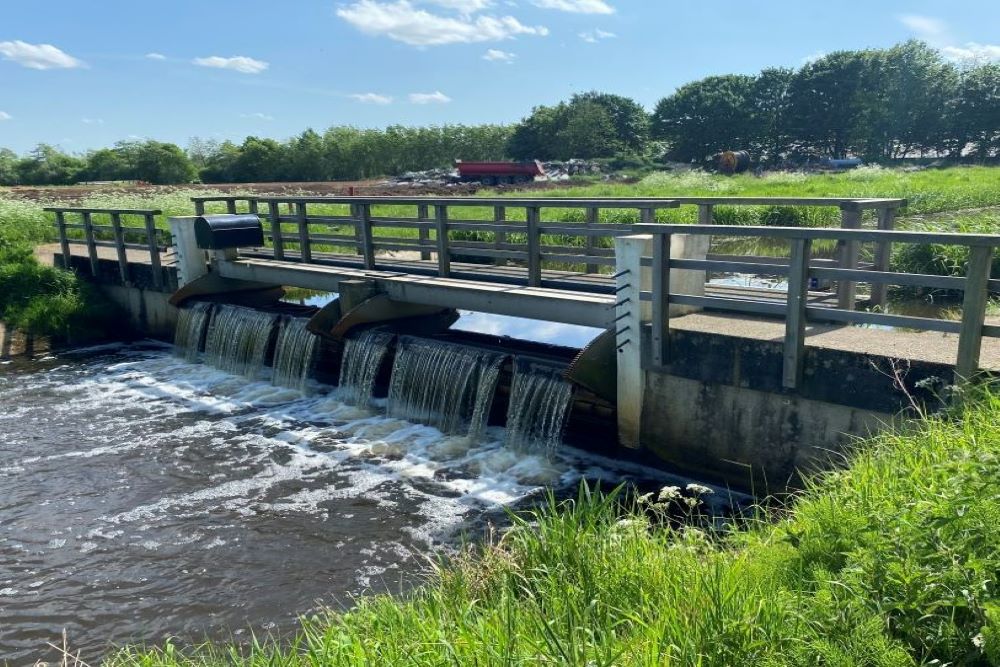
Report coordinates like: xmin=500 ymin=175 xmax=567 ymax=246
xmin=108 ymin=388 xmax=1000 ymax=666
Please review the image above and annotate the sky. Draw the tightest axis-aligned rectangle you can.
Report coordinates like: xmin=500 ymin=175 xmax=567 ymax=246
xmin=0 ymin=0 xmax=998 ymax=154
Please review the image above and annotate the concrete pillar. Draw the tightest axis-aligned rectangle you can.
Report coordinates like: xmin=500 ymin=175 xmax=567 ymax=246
xmin=168 ymin=216 xmax=208 ymax=287
xmin=338 ymin=279 xmax=381 ymax=312
xmin=615 ymin=235 xmax=647 ymax=449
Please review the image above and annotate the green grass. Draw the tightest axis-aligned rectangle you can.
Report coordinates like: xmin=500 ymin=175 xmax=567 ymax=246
xmin=106 ymin=387 xmax=1000 ymax=666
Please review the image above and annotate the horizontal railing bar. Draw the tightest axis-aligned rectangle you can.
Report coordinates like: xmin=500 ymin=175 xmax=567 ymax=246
xmin=449 ymin=247 xmax=529 ymax=260
xmin=567 ymin=196 xmax=906 ymax=210
xmin=446 ymin=221 xmax=527 ymax=233
xmin=810 ymin=267 xmax=968 ymax=290
xmin=671 ymin=258 xmax=791 ymax=275
xmin=536 ymin=224 xmax=635 ymax=236
xmin=636 ymin=224 xmax=1000 ymax=247
xmin=255 ymin=196 xmax=682 ymax=209
xmin=804 ymin=307 xmax=963 ymax=334
xmin=44 ymin=207 xmax=163 ymax=215
xmin=540 ymin=253 xmax=618 ymax=266
xmin=668 ymin=293 xmax=788 ymax=316
xmin=984 ymin=325 xmax=1000 ymax=338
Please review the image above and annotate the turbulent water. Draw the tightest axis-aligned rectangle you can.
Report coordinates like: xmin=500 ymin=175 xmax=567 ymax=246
xmin=505 ymin=358 xmax=575 ymax=456
xmin=203 ymin=305 xmax=277 ymax=378
xmin=173 ymin=302 xmax=212 ymax=363
xmin=271 ymin=317 xmax=318 ymax=392
xmin=388 ymin=336 xmax=505 ymax=438
xmin=337 ymin=329 xmax=393 ymax=408
xmin=0 ymin=341 xmax=693 ymax=662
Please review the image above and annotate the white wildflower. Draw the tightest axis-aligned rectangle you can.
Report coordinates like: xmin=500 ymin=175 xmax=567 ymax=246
xmin=686 ymin=483 xmax=714 ymax=496
xmin=657 ymin=485 xmax=681 ymax=502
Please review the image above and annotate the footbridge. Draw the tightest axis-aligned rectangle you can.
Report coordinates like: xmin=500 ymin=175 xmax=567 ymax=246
xmin=47 ymin=194 xmax=1000 ymax=489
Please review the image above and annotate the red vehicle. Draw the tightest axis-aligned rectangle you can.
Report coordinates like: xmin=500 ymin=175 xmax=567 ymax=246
xmin=455 ymin=160 xmax=545 ymax=185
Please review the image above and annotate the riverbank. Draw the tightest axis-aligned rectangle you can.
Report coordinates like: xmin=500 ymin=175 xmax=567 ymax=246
xmin=106 ymin=387 xmax=1000 ymax=665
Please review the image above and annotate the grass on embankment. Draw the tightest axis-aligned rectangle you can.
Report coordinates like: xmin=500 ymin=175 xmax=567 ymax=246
xmin=110 ymin=388 xmax=1000 ymax=666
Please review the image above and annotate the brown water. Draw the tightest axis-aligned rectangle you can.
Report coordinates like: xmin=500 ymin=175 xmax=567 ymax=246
xmin=0 ymin=342 xmax=686 ymax=663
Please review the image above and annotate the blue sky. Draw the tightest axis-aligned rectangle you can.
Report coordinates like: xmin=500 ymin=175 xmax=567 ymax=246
xmin=0 ymin=0 xmax=997 ymax=154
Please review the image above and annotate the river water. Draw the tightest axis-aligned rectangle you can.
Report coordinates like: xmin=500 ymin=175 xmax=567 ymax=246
xmin=0 ymin=341 xmax=683 ymax=662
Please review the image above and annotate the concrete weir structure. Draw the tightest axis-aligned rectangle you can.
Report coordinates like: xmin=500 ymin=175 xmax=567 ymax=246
xmin=46 ymin=196 xmax=1000 ymax=491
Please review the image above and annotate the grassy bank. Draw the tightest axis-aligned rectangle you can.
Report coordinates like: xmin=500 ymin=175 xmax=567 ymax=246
xmin=109 ymin=388 xmax=1000 ymax=666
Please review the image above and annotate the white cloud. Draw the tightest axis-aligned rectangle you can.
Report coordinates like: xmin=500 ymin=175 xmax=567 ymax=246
xmin=0 ymin=40 xmax=85 ymax=70
xmin=0 ymin=111 xmax=11 ymax=121
xmin=336 ymin=0 xmax=548 ymax=46
xmin=579 ymin=28 xmax=615 ymax=43
xmin=192 ymin=55 xmax=269 ymax=74
xmin=240 ymin=112 xmax=275 ymax=120
xmin=409 ymin=90 xmax=452 ymax=104
xmin=532 ymin=0 xmax=613 ymax=14
xmin=145 ymin=52 xmax=167 ymax=60
xmin=350 ymin=92 xmax=394 ymax=104
xmin=896 ymin=15 xmax=999 ymax=63
xmin=898 ymin=14 xmax=948 ymax=41
xmin=424 ymin=0 xmax=493 ymax=13
xmin=81 ymin=118 xmax=104 ymax=125
xmin=483 ymin=48 xmax=516 ymax=61
xmin=941 ymin=42 xmax=1000 ymax=62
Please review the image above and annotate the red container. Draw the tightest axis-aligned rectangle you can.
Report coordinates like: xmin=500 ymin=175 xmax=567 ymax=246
xmin=455 ymin=160 xmax=545 ymax=184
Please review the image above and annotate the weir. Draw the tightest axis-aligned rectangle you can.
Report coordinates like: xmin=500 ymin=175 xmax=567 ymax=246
xmin=47 ymin=195 xmax=1000 ymax=491
xmin=173 ymin=301 xmax=212 ymax=363
xmin=272 ymin=317 xmax=317 ymax=391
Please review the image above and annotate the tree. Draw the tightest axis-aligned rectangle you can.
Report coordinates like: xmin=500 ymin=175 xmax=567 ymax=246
xmin=749 ymin=68 xmax=794 ymax=163
xmin=652 ymin=75 xmax=757 ymax=162
xmin=16 ymin=144 xmax=84 ymax=185
xmin=557 ymin=101 xmax=621 ymax=159
xmin=953 ymin=63 xmax=1000 ymax=159
xmin=507 ymin=104 xmax=567 ymax=160
xmin=785 ymin=50 xmax=872 ymax=158
xmin=571 ymin=92 xmax=650 ymax=153
xmin=232 ymin=137 xmax=284 ymax=182
xmin=0 ymin=148 xmax=19 ymax=185
xmin=132 ymin=141 xmax=196 ymax=184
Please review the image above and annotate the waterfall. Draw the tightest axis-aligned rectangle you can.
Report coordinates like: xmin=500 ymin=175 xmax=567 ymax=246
xmin=338 ymin=329 xmax=394 ymax=408
xmin=272 ymin=317 xmax=318 ymax=392
xmin=387 ymin=336 xmax=505 ymax=438
xmin=173 ymin=302 xmax=213 ymax=362
xmin=504 ymin=358 xmax=573 ymax=456
xmin=203 ymin=305 xmax=278 ymax=378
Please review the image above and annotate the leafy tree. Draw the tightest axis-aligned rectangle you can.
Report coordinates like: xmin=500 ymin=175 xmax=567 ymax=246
xmin=557 ymin=101 xmax=621 ymax=159
xmin=16 ymin=144 xmax=84 ymax=185
xmin=507 ymin=104 xmax=567 ymax=160
xmin=0 ymin=148 xmax=19 ymax=185
xmin=652 ymin=75 xmax=757 ymax=162
xmin=749 ymin=68 xmax=794 ymax=163
xmin=953 ymin=63 xmax=1000 ymax=159
xmin=571 ymin=91 xmax=650 ymax=152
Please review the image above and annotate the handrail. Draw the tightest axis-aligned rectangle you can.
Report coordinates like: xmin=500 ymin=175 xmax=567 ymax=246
xmin=48 ymin=207 xmax=167 ymax=288
xmin=627 ymin=224 xmax=999 ymax=386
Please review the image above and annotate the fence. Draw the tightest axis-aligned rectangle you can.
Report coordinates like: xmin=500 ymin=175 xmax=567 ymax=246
xmin=190 ymin=195 xmax=905 ymax=305
xmin=629 ymin=224 xmax=1000 ymax=386
xmin=47 ymin=207 xmax=169 ymax=289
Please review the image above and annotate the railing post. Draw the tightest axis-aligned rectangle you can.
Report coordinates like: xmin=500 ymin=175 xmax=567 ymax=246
xmin=698 ymin=204 xmax=714 ymax=225
xmin=783 ymin=237 xmax=812 ymax=389
xmin=360 ymin=203 xmax=376 ymax=269
xmin=295 ymin=201 xmax=312 ymax=263
xmin=584 ymin=207 xmax=598 ymax=274
xmin=494 ymin=206 xmax=507 ymax=267
xmin=55 ymin=210 xmax=72 ymax=270
xmin=194 ymin=200 xmax=206 ymax=216
xmin=435 ymin=204 xmax=450 ymax=277
xmin=651 ymin=232 xmax=671 ymax=368
xmin=82 ymin=211 xmax=100 ymax=277
xmin=870 ymin=206 xmax=896 ymax=307
xmin=526 ymin=206 xmax=541 ymax=287
xmin=955 ymin=244 xmax=993 ymax=384
xmin=248 ymin=198 xmax=259 ymax=216
xmin=110 ymin=212 xmax=129 ymax=284
xmin=837 ymin=205 xmax=862 ymax=310
xmin=417 ymin=204 xmax=431 ymax=261
xmin=226 ymin=199 xmax=237 ymax=214
xmin=144 ymin=213 xmax=164 ymax=289
xmin=268 ymin=201 xmax=285 ymax=260
xmin=614 ymin=234 xmax=650 ymax=449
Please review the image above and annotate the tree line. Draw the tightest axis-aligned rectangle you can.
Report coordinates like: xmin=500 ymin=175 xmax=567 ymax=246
xmin=0 ymin=41 xmax=996 ymax=187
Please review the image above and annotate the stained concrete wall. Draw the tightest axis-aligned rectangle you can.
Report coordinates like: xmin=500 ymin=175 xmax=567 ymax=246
xmin=640 ymin=326 xmax=954 ymax=492
xmin=98 ymin=285 xmax=178 ymax=341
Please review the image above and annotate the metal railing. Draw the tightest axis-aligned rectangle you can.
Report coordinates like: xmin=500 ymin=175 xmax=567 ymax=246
xmin=631 ymin=223 xmax=1000 ymax=386
xmin=191 ymin=195 xmax=905 ymax=302
xmin=47 ymin=207 xmax=169 ymax=289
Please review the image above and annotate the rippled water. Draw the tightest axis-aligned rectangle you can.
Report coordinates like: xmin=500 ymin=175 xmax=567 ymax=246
xmin=0 ymin=342 xmax=678 ymax=663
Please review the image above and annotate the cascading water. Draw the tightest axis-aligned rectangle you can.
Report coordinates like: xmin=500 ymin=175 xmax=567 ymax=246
xmin=173 ymin=302 xmax=213 ymax=362
xmin=387 ymin=336 xmax=505 ymax=438
xmin=203 ymin=304 xmax=278 ymax=378
xmin=504 ymin=357 xmax=574 ymax=456
xmin=271 ymin=317 xmax=318 ymax=392
xmin=337 ymin=329 xmax=394 ymax=408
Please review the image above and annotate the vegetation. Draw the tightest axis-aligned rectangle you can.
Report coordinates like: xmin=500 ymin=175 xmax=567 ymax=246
xmin=0 ymin=42 xmax=995 ymax=187
xmin=106 ymin=387 xmax=1000 ymax=665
